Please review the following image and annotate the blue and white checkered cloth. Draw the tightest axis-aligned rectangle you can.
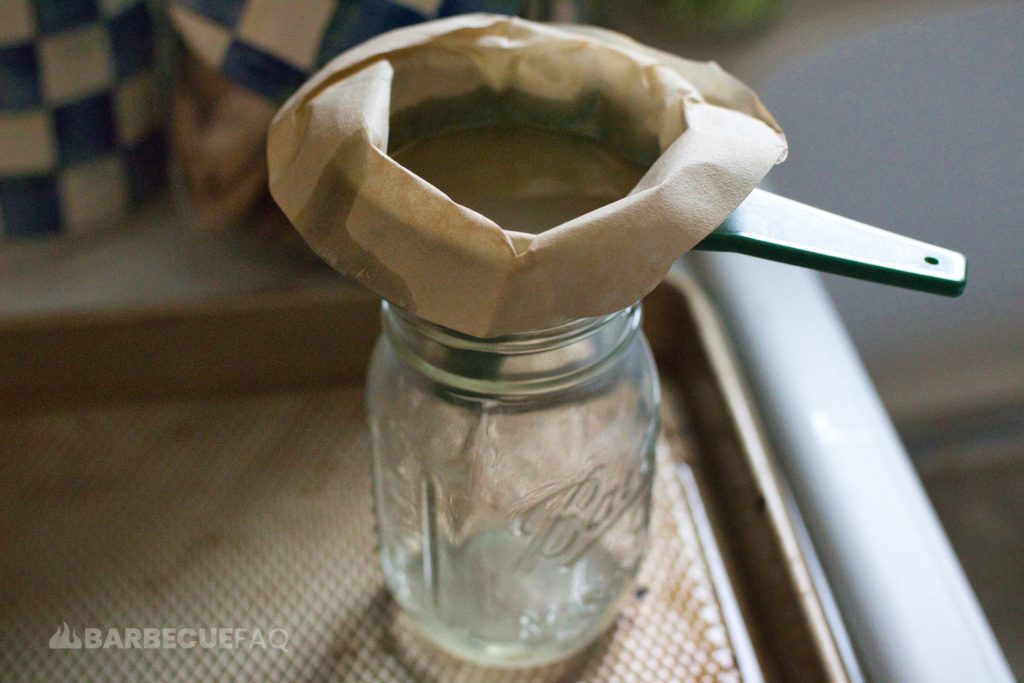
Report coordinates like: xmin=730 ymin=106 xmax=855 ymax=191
xmin=171 ymin=0 xmax=522 ymax=101
xmin=0 ymin=0 xmax=164 ymax=238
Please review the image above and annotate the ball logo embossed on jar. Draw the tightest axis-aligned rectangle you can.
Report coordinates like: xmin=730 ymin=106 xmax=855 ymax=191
xmin=512 ymin=464 xmax=648 ymax=571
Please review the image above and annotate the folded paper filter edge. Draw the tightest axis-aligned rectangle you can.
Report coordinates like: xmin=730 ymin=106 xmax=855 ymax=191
xmin=266 ymin=14 xmax=787 ymax=335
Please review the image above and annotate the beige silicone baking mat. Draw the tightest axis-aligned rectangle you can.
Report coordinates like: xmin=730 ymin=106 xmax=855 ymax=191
xmin=0 ymin=383 xmax=740 ymax=682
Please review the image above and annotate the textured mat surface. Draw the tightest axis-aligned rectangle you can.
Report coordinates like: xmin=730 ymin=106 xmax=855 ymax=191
xmin=0 ymin=385 xmax=738 ymax=682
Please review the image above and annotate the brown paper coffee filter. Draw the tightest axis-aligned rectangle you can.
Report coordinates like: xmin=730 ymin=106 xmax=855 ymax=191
xmin=268 ymin=14 xmax=786 ymax=336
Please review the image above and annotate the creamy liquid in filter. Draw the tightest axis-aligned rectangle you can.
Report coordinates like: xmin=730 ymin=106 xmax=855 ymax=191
xmin=391 ymin=126 xmax=647 ymax=235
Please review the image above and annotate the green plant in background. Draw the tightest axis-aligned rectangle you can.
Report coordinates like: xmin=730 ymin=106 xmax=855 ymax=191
xmin=649 ymin=0 xmax=784 ymax=33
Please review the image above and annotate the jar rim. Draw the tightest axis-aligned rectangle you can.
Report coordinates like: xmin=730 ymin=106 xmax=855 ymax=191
xmin=385 ymin=302 xmax=640 ymax=356
xmin=380 ymin=302 xmax=645 ymax=396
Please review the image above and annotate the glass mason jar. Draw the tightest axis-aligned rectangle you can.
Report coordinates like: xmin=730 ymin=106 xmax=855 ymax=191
xmin=367 ymin=301 xmax=660 ymax=667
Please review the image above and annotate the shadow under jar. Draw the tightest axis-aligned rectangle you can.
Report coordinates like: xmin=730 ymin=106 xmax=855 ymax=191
xmin=367 ymin=301 xmax=660 ymax=668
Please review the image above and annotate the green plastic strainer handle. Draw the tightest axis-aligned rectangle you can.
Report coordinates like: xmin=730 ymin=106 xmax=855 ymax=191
xmin=696 ymin=189 xmax=967 ymax=297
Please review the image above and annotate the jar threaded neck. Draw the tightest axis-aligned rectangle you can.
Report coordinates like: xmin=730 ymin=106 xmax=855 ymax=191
xmin=381 ymin=302 xmax=643 ymax=395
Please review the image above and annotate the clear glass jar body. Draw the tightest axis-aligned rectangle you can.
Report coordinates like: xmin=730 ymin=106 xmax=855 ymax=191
xmin=367 ymin=302 xmax=660 ymax=667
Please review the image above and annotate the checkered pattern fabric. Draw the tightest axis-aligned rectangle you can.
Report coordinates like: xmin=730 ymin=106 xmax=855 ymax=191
xmin=0 ymin=0 xmax=165 ymax=238
xmin=170 ymin=0 xmax=522 ymax=101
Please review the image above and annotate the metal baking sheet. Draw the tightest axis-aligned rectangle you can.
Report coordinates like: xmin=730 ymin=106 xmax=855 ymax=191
xmin=0 ymin=272 xmax=854 ymax=681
